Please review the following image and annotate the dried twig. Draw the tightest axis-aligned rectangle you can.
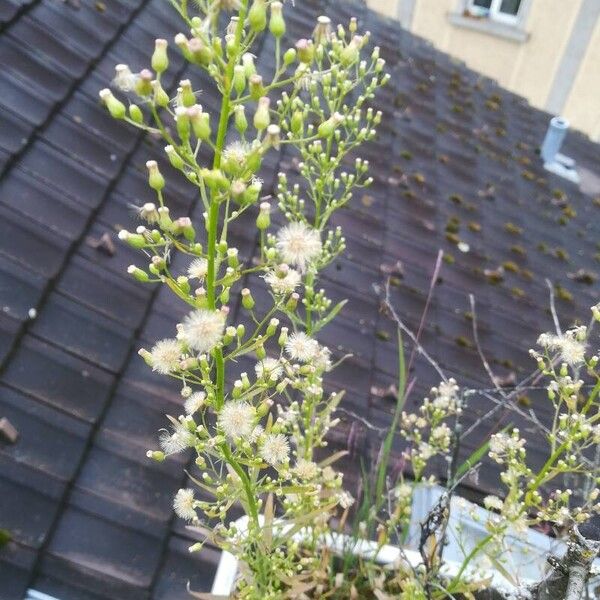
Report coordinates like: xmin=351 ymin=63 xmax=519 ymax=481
xmin=546 ymin=278 xmax=562 ymax=336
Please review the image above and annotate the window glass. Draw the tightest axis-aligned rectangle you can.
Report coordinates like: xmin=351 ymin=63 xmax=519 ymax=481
xmin=473 ymin=0 xmax=493 ymax=7
xmin=499 ymin=0 xmax=522 ymax=14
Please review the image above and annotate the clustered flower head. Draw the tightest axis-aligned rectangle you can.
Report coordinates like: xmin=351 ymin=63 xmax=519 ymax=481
xmin=536 ymin=326 xmax=588 ymax=367
xmin=276 ymin=222 xmax=322 ymax=271
xmin=100 ymin=1 xmax=389 ymax=595
xmin=180 ymin=309 xmax=226 ymax=353
xmin=218 ymin=401 xmax=255 ymax=440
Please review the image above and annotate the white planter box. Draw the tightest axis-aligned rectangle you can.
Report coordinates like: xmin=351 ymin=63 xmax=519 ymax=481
xmin=210 ymin=494 xmax=514 ymax=597
xmin=407 ymin=484 xmax=568 ymax=585
xmin=211 ymin=516 xmax=448 ymax=596
xmin=211 ymin=484 xmax=600 ymax=596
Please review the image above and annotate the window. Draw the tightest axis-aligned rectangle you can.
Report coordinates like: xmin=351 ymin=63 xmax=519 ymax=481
xmin=467 ymin=0 xmax=522 ymax=24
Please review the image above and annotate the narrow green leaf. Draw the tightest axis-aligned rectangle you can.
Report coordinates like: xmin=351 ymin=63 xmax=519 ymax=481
xmin=313 ymin=300 xmax=348 ymax=333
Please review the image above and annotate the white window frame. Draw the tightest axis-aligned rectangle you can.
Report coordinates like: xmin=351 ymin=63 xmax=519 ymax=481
xmin=467 ymin=0 xmax=522 ymax=24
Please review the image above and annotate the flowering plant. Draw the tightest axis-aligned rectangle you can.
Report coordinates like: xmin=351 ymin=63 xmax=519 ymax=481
xmin=100 ymin=1 xmax=387 ymax=597
xmin=322 ymin=296 xmax=600 ymax=599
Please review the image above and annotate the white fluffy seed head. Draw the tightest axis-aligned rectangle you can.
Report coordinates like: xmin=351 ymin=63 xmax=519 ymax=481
xmin=181 ymin=309 xmax=226 ymax=353
xmin=276 ymin=222 xmax=322 ymax=271
xmin=184 ymin=391 xmax=206 ymax=415
xmin=159 ymin=423 xmax=195 ymax=455
xmin=187 ymin=257 xmax=208 ymax=280
xmin=255 ymin=357 xmax=283 ymax=381
xmin=264 ymin=267 xmax=301 ymax=295
xmin=285 ymin=331 xmax=318 ymax=362
xmin=260 ymin=433 xmax=290 ymax=466
xmin=173 ymin=488 xmax=197 ymax=521
xmin=293 ymin=459 xmax=318 ymax=480
xmin=150 ymin=339 xmax=182 ymax=374
xmin=218 ymin=401 xmax=255 ymax=439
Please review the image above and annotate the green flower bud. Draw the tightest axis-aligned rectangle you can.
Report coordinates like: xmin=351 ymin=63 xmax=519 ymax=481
xmin=201 ymin=168 xmax=228 ymax=191
xmin=119 ymin=230 xmax=146 ymax=249
xmin=138 ymin=348 xmax=153 ymax=366
xmin=174 ymin=217 xmax=195 ymax=241
xmin=175 ymin=107 xmax=190 ymax=141
xmin=99 ymin=89 xmax=126 ymax=119
xmin=179 ymin=79 xmax=196 ymax=107
xmin=241 ymin=288 xmax=255 ymax=310
xmin=158 ymin=206 xmax=173 ymax=230
xmin=256 ymin=201 xmax=270 ymax=229
xmin=220 ymin=287 xmax=230 ymax=304
xmin=349 ymin=17 xmax=358 ymax=33
xmin=187 ymin=105 xmax=210 ymax=141
xmin=188 ymin=37 xmax=213 ymax=66
xmin=266 ymin=318 xmax=279 ymax=336
xmin=249 ymin=74 xmax=264 ymax=100
xmin=295 ymin=39 xmax=314 ymax=64
xmin=146 ymin=450 xmax=166 ymax=462
xmin=265 ymin=124 xmax=281 ymax=149
xmin=177 ymin=275 xmax=191 ymax=295
xmin=233 ymin=65 xmax=246 ymax=96
xmin=151 ymin=80 xmax=170 ymax=107
xmin=227 ymin=248 xmax=239 ymax=268
xmin=135 ymin=69 xmax=153 ymax=96
xmin=318 ymin=112 xmax=344 ymax=138
xmin=146 ymin=160 xmax=165 ymax=191
xmin=242 ymin=53 xmax=256 ymax=78
xmin=174 ymin=33 xmax=192 ymax=60
xmin=129 ymin=104 xmax=143 ymax=124
xmin=151 ymin=38 xmax=169 ymax=74
xmin=254 ymin=97 xmax=271 ymax=130
xmin=283 ymin=47 xmax=296 ymax=65
xmin=127 ymin=265 xmax=149 ymax=282
xmin=234 ymin=105 xmax=248 ymax=134
xmin=165 ymin=145 xmax=184 ymax=169
xmin=285 ymin=292 xmax=299 ymax=312
xmin=291 ymin=110 xmax=304 ymax=135
xmin=257 ymin=401 xmax=270 ymax=417
xmin=269 ymin=2 xmax=285 ymax=38
xmin=256 ymin=342 xmax=266 ymax=360
xmin=231 ymin=179 xmax=247 ymax=202
xmin=340 ymin=35 xmax=361 ymax=67
xmin=248 ymin=0 xmax=267 ymax=32
xmin=244 ymin=178 xmax=262 ymax=204
xmin=278 ymin=326 xmax=288 ymax=346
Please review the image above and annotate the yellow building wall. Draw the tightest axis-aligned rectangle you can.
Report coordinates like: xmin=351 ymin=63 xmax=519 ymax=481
xmin=365 ymin=0 xmax=399 ymax=18
xmin=410 ymin=0 xmax=581 ymax=107
xmin=562 ymin=17 xmax=600 ymax=140
xmin=366 ymin=0 xmax=600 ymax=140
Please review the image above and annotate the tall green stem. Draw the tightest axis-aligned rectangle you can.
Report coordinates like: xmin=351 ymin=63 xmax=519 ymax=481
xmin=206 ymin=0 xmax=249 ymax=412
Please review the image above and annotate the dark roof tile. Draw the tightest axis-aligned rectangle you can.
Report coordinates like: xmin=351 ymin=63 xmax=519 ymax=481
xmin=43 ymin=114 xmax=125 ymax=179
xmin=0 ymin=384 xmax=89 ymax=481
xmin=0 ymin=71 xmax=53 ymax=127
xmin=0 ymin=36 xmax=72 ymax=102
xmin=0 ymin=543 xmax=36 ymax=600
xmin=58 ymin=255 xmax=152 ymax=330
xmin=63 ymin=92 xmax=142 ymax=153
xmin=30 ymin=292 xmax=133 ymax=372
xmin=152 ymin=537 xmax=221 ymax=600
xmin=2 ymin=335 xmax=115 ymax=423
xmin=45 ymin=505 xmax=164 ymax=596
xmin=0 ymin=254 xmax=46 ymax=322
xmin=29 ymin=2 xmax=105 ymax=58
xmin=0 ymin=455 xmax=64 ymax=548
xmin=0 ymin=167 xmax=90 ymax=239
xmin=8 ymin=16 xmax=90 ymax=78
xmin=0 ymin=205 xmax=70 ymax=277
xmin=17 ymin=141 xmax=110 ymax=209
